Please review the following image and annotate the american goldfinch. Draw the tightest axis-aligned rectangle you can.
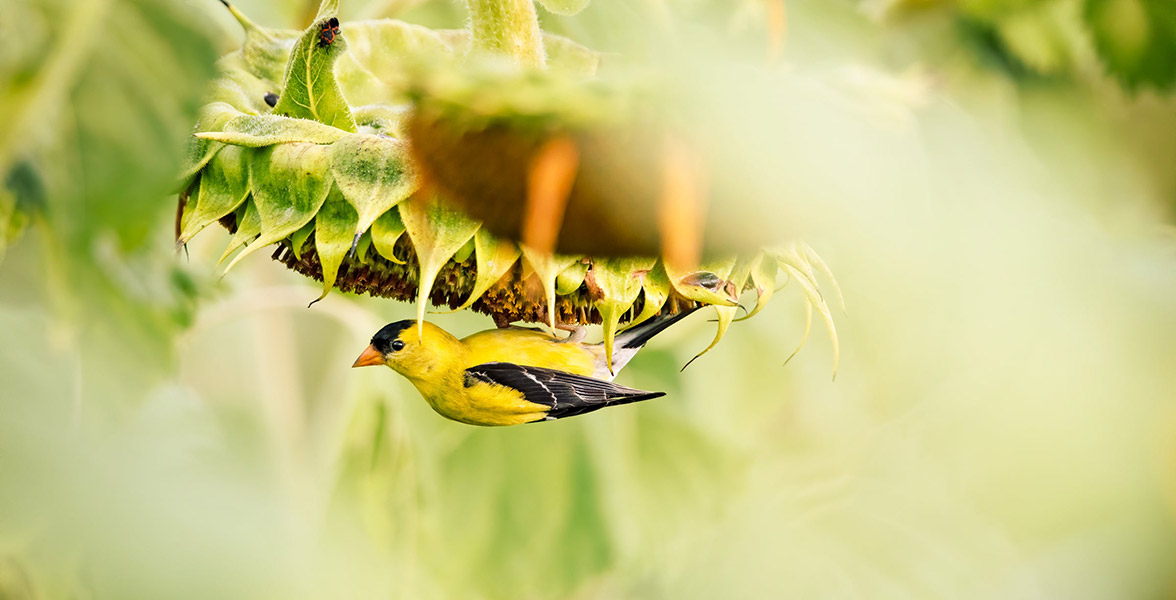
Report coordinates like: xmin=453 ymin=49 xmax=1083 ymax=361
xmin=352 ymin=309 xmax=697 ymax=426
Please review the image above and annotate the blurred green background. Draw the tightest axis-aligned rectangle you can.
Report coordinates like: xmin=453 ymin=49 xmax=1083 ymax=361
xmin=3 ymin=0 xmax=1176 ymax=598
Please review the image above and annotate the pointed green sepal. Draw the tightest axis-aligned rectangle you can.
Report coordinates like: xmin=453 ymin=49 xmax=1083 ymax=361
xmin=520 ymin=246 xmax=581 ymax=333
xmin=735 ymin=253 xmax=779 ymax=322
xmin=663 ymin=256 xmax=740 ymax=307
xmin=371 ymin=208 xmax=407 ymax=264
xmin=401 ymin=195 xmax=481 ymax=335
xmin=555 ymin=260 xmax=589 ymax=295
xmin=453 ymin=237 xmax=476 ymax=264
xmin=178 ymin=102 xmax=238 ymax=187
xmin=223 ymin=143 xmax=334 ymax=274
xmin=354 ymin=229 xmax=374 ymax=264
xmin=682 ymin=305 xmax=739 ymax=370
xmin=223 ymin=2 xmax=301 ymax=83
xmin=775 ymin=252 xmax=840 ymax=380
xmin=311 ymin=187 xmax=360 ymax=304
xmin=624 ymin=262 xmax=672 ymax=330
xmin=178 ymin=145 xmax=252 ymax=244
xmin=330 ymin=134 xmax=418 ymax=246
xmin=590 ymin=258 xmax=656 ymax=374
xmin=218 ymin=201 xmax=262 ymax=266
xmin=289 ymin=220 xmax=315 ymax=261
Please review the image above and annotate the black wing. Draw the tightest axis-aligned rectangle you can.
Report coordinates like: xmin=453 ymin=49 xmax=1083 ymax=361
xmin=463 ymin=362 xmax=665 ymax=420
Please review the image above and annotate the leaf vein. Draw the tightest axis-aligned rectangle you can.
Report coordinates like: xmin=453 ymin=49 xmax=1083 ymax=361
xmin=304 ymin=42 xmax=319 ymax=121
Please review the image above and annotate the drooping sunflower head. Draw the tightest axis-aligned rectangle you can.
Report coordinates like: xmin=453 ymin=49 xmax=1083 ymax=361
xmin=179 ymin=0 xmax=842 ymax=370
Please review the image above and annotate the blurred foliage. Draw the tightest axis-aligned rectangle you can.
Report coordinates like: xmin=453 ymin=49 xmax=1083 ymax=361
xmin=1 ymin=0 xmax=1176 ymax=599
xmin=0 ymin=0 xmax=221 ymax=399
xmin=861 ymin=0 xmax=1176 ymax=91
xmin=1083 ymin=0 xmax=1176 ymax=90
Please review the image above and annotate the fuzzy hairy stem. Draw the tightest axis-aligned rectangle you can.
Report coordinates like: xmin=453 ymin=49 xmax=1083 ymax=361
xmin=466 ymin=0 xmax=546 ymax=68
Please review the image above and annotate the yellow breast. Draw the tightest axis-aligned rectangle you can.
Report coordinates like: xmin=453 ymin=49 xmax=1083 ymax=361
xmin=447 ymin=381 xmax=552 ymax=426
xmin=400 ymin=326 xmax=604 ymax=426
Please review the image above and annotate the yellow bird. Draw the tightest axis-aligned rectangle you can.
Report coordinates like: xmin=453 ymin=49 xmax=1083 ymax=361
xmin=352 ymin=310 xmax=697 ymax=426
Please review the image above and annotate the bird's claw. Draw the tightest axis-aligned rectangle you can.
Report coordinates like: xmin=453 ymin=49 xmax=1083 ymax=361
xmin=557 ymin=324 xmax=587 ymax=343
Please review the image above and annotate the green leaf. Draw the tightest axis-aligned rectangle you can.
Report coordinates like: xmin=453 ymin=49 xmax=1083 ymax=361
xmin=312 ymin=187 xmax=359 ymax=304
xmin=797 ymin=242 xmax=845 ymax=314
xmin=453 ymin=237 xmax=476 ymax=263
xmin=782 ymin=299 xmax=812 ymax=370
xmin=271 ymin=5 xmax=357 ymax=132
xmin=683 ymin=305 xmax=739 ymax=370
xmin=335 ymin=21 xmax=464 ymax=106
xmin=312 ymin=0 xmax=340 ymax=23
xmin=770 ymin=246 xmax=840 ymax=380
xmin=520 ymin=246 xmax=582 ymax=332
xmin=995 ymin=4 xmax=1074 ymax=75
xmin=674 ymin=258 xmax=740 ymax=367
xmin=333 ymin=24 xmax=599 ymax=108
xmin=354 ymin=229 xmax=374 ymax=264
xmin=204 ymin=55 xmax=278 ymax=116
xmin=329 ymin=134 xmax=419 ymax=244
xmin=353 ymin=105 xmax=410 ymax=136
xmin=401 ymin=194 xmax=481 ymax=333
xmin=555 ymin=260 xmax=589 ymax=295
xmin=734 ymin=254 xmax=778 ymax=322
xmin=178 ymin=102 xmax=238 ymax=186
xmin=0 ymin=0 xmax=225 ymax=421
xmin=371 ymin=208 xmax=407 ymax=264
xmin=591 ymin=258 xmax=657 ymax=374
xmin=466 ymin=0 xmax=546 ymax=67
xmin=218 ymin=201 xmax=261 ymax=266
xmin=540 ymin=32 xmax=602 ymax=75
xmin=624 ymin=262 xmax=672 ymax=329
xmin=781 ymin=260 xmax=838 ymax=378
xmin=177 ymin=145 xmax=251 ymax=244
xmin=1 ymin=0 xmax=220 ymax=250
xmin=399 ymin=30 xmax=599 ymax=79
xmin=663 ymin=257 xmax=740 ymax=307
xmin=445 ymin=229 xmax=522 ymax=313
xmin=222 ymin=2 xmax=300 ymax=83
xmin=765 ymin=243 xmax=845 ymax=315
xmin=194 ymin=113 xmax=349 ymax=147
xmin=536 ymin=0 xmax=592 ymax=17
xmin=959 ymin=0 xmax=1052 ymax=21
xmin=223 ymin=143 xmax=333 ymax=274
xmin=1084 ymin=0 xmax=1176 ymax=90
xmin=727 ymin=255 xmax=757 ymax=303
xmin=290 ymin=220 xmax=315 ymax=261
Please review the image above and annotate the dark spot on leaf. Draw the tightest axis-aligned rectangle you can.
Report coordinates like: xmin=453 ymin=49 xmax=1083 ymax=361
xmin=682 ymin=271 xmax=722 ymax=290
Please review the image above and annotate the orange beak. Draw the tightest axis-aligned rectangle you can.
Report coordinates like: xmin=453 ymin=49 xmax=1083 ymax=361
xmin=352 ymin=344 xmax=384 ymax=368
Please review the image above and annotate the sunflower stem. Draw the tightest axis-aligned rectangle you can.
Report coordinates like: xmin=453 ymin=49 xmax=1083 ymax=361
xmin=466 ymin=0 xmax=546 ymax=68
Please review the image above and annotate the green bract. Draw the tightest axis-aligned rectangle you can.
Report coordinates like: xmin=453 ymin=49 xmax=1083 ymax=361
xmin=179 ymin=0 xmax=842 ymax=369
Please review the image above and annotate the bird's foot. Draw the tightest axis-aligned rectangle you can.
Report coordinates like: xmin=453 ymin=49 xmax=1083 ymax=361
xmin=557 ymin=324 xmax=588 ymax=343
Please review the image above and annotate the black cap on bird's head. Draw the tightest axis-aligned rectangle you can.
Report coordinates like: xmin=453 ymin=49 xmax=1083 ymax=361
xmin=371 ymin=320 xmax=415 ymax=353
xmin=353 ymin=320 xmax=415 ymax=367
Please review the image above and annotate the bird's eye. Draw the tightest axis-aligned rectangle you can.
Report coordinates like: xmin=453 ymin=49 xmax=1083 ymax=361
xmin=391 ymin=340 xmax=405 ymax=352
